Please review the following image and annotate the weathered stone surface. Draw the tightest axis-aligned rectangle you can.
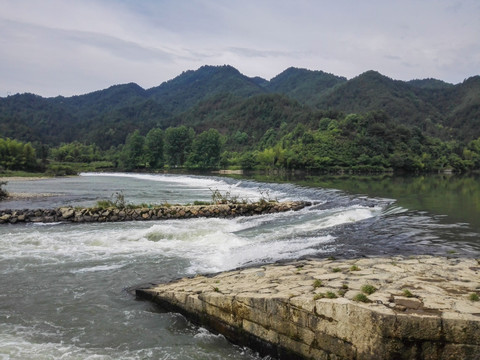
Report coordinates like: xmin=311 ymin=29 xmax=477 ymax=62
xmin=137 ymin=256 xmax=480 ymax=360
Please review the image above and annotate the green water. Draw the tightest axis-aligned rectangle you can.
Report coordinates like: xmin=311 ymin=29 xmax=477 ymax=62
xmin=226 ymin=172 xmax=480 ymax=234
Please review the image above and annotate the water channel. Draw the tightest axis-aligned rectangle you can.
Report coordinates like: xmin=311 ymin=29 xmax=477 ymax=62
xmin=1 ymin=173 xmax=478 ymax=359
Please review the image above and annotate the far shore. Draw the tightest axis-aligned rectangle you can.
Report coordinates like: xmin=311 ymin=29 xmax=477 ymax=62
xmin=1 ymin=176 xmax=51 ymax=181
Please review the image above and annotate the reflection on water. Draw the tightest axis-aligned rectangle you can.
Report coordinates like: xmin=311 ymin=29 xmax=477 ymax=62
xmin=228 ymin=172 xmax=480 ymax=234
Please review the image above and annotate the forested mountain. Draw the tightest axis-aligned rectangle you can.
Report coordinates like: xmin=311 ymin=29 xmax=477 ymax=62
xmin=1 ymin=65 xmax=479 ymax=149
xmin=267 ymin=67 xmax=347 ymax=105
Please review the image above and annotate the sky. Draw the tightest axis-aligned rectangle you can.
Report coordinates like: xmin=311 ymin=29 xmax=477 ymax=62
xmin=1 ymin=0 xmax=479 ymax=97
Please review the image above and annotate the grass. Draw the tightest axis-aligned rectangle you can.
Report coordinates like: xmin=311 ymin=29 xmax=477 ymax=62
xmin=0 ymin=170 xmax=49 ymax=178
xmin=361 ymin=284 xmax=377 ymax=295
xmin=193 ymin=200 xmax=212 ymax=205
xmin=402 ymin=289 xmax=414 ymax=298
xmin=313 ymin=291 xmax=338 ymax=300
xmin=469 ymin=293 xmax=479 ymax=302
xmin=325 ymin=291 xmax=337 ymax=299
xmin=332 ymin=267 xmax=341 ymax=273
xmin=313 ymin=280 xmax=323 ymax=289
xmin=353 ymin=293 xmax=370 ymax=303
xmin=350 ymin=265 xmax=360 ymax=271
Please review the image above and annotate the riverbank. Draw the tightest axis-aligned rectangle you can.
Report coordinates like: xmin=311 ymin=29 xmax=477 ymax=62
xmin=0 ymin=201 xmax=310 ymax=224
xmin=136 ymin=255 xmax=480 ymax=360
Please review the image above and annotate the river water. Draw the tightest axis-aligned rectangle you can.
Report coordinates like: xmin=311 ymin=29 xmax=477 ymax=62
xmin=1 ymin=173 xmax=479 ymax=359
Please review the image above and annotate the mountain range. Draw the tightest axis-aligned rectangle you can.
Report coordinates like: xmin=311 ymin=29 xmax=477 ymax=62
xmin=0 ymin=65 xmax=478 ymax=149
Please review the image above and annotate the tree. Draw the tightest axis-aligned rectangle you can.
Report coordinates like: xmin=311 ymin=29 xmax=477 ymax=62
xmin=145 ymin=128 xmax=164 ymax=169
xmin=164 ymin=126 xmax=195 ymax=167
xmin=123 ymin=130 xmax=145 ymax=170
xmin=188 ymin=129 xmax=222 ymax=169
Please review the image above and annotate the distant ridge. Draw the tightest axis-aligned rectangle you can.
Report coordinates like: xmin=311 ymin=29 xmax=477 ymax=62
xmin=0 ymin=65 xmax=479 ymax=148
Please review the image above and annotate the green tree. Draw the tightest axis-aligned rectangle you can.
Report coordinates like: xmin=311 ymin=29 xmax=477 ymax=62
xmin=122 ymin=130 xmax=145 ymax=170
xmin=145 ymin=128 xmax=164 ymax=169
xmin=188 ymin=129 xmax=222 ymax=169
xmin=164 ymin=126 xmax=195 ymax=167
xmin=0 ymin=138 xmax=38 ymax=171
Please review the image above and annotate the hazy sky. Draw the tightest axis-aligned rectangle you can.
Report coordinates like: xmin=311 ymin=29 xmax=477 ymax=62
xmin=1 ymin=0 xmax=479 ymax=97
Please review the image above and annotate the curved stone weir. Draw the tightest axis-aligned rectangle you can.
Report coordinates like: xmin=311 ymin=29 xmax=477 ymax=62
xmin=0 ymin=201 xmax=309 ymax=224
xmin=136 ymin=256 xmax=480 ymax=360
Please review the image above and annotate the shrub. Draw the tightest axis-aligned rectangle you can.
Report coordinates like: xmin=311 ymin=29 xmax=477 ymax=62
xmin=0 ymin=181 xmax=8 ymax=200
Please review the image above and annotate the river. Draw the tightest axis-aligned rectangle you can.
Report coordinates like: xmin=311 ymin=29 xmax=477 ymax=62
xmin=0 ymin=173 xmax=479 ymax=359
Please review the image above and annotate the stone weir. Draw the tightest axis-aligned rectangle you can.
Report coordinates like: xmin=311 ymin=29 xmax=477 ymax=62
xmin=0 ymin=201 xmax=309 ymax=224
xmin=136 ymin=256 xmax=480 ymax=360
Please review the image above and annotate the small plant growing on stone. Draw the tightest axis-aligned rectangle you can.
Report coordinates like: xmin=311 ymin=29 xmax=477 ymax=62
xmin=258 ymin=187 xmax=277 ymax=204
xmin=469 ymin=293 xmax=479 ymax=302
xmin=313 ymin=293 xmax=325 ymax=300
xmin=313 ymin=279 xmax=323 ymax=289
xmin=350 ymin=265 xmax=360 ymax=271
xmin=327 ymin=256 xmax=336 ymax=261
xmin=353 ymin=293 xmax=370 ymax=303
xmin=332 ymin=267 xmax=341 ymax=273
xmin=210 ymin=187 xmax=240 ymax=204
xmin=0 ymin=181 xmax=8 ymax=200
xmin=338 ymin=289 xmax=347 ymax=297
xmin=325 ymin=291 xmax=337 ymax=299
xmin=361 ymin=284 xmax=377 ymax=295
xmin=402 ymin=289 xmax=414 ymax=298
xmin=112 ymin=191 xmax=126 ymax=208
xmin=213 ymin=287 xmax=220 ymax=293
xmin=342 ymin=284 xmax=349 ymax=290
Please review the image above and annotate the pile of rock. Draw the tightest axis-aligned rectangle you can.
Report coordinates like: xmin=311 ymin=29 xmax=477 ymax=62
xmin=0 ymin=201 xmax=310 ymax=224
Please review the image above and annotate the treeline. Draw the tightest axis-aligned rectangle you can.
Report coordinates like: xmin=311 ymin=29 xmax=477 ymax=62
xmin=0 ymin=138 xmax=38 ymax=171
xmin=2 ymin=111 xmax=480 ymax=175
xmin=223 ymin=112 xmax=480 ymax=173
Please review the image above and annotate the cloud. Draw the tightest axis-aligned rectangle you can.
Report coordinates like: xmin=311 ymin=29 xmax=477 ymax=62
xmin=0 ymin=0 xmax=479 ymax=96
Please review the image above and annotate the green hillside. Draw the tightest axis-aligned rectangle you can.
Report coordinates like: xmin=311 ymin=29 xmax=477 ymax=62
xmin=1 ymin=65 xmax=479 ymax=174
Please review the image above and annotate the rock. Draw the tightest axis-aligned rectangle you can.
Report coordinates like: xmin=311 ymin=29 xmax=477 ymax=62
xmin=137 ymin=256 xmax=480 ymax=360
xmin=59 ymin=207 xmax=75 ymax=219
xmin=0 ymin=201 xmax=310 ymax=225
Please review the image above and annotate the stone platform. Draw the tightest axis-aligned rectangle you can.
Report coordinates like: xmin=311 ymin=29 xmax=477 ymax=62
xmin=136 ymin=256 xmax=480 ymax=360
